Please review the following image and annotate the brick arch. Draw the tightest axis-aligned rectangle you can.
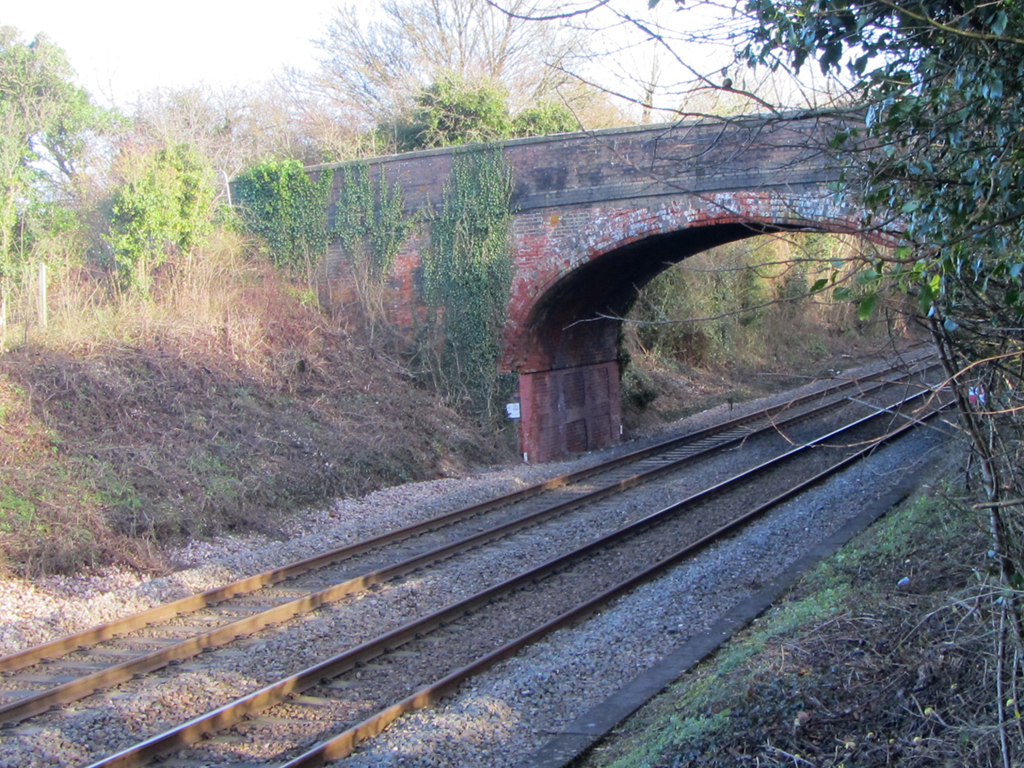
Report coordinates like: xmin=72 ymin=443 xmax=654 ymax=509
xmin=310 ymin=115 xmax=870 ymax=460
xmin=507 ymin=191 xmax=863 ymax=462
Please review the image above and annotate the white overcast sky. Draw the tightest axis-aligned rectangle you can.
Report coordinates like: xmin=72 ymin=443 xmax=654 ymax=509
xmin=4 ymin=3 xmax=748 ymax=117
xmin=3 ymin=2 xmax=345 ymax=105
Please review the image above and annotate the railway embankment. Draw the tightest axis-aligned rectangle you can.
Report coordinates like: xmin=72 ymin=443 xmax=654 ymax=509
xmin=0 ymin=351 xmax=968 ymax=768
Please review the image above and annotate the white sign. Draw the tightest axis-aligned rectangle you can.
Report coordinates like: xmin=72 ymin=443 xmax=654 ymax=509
xmin=505 ymin=402 xmax=521 ymax=419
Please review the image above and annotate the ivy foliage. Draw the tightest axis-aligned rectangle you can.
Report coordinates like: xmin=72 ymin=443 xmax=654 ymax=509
xmin=726 ymin=0 xmax=1024 ymax=326
xmin=106 ymin=143 xmax=216 ymax=295
xmin=333 ymin=161 xmax=411 ymax=280
xmin=233 ymin=159 xmax=333 ymax=269
xmin=424 ymin=145 xmax=515 ymax=419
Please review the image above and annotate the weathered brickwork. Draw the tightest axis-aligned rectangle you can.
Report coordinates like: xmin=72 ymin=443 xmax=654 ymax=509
xmin=505 ymin=191 xmax=858 ymax=370
xmin=313 ymin=116 xmax=863 ymax=461
xmin=518 ymin=361 xmax=621 ymax=463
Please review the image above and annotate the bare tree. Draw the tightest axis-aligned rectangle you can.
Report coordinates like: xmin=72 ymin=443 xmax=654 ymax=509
xmin=131 ymin=83 xmax=329 ymax=176
xmin=297 ymin=0 xmax=594 ymax=132
xmin=498 ymin=0 xmax=849 ymax=123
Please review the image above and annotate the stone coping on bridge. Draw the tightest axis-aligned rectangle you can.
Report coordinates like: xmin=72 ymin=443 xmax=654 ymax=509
xmin=302 ymin=108 xmax=856 ymax=174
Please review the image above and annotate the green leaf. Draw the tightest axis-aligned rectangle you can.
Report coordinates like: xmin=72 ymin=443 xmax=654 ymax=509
xmin=809 ymin=278 xmax=829 ymax=293
xmin=918 ymin=282 xmax=935 ymax=314
xmin=992 ymin=10 xmax=1008 ymax=35
xmin=856 ymin=268 xmax=879 ymax=285
xmin=857 ymin=294 xmax=877 ymax=321
xmin=828 ymin=131 xmax=849 ymax=149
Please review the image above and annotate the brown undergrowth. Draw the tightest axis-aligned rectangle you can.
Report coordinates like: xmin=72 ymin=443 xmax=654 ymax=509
xmin=621 ymin=325 xmax=926 ymax=435
xmin=0 ymin=265 xmax=503 ymax=577
xmin=581 ymin=467 xmax=1011 ymax=768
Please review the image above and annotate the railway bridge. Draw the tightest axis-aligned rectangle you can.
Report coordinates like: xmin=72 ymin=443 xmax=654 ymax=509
xmin=317 ymin=114 xmax=864 ymax=462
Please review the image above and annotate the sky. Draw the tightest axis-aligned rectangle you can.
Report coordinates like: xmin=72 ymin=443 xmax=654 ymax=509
xmin=3 ymin=2 xmax=345 ymax=105
xmin=3 ymin=2 xmax=750 ymax=120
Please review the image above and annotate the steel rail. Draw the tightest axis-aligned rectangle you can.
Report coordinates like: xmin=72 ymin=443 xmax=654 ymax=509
xmin=83 ymin=387 xmax=949 ymax=768
xmin=1 ymin=355 xmax=934 ymax=680
xmin=0 ymin=364 xmax=937 ymax=725
xmin=281 ymin=400 xmax=952 ymax=768
xmin=0 ymin=352 xmax=936 ymax=679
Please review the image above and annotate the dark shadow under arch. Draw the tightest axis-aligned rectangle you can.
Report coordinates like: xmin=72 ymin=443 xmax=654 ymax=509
xmin=513 ymin=220 xmax=851 ymax=462
xmin=515 ymin=222 xmax=804 ymax=373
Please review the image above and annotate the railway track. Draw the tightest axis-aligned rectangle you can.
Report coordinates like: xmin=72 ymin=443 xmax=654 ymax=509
xmin=0 ymin=354 xmax=949 ymax=767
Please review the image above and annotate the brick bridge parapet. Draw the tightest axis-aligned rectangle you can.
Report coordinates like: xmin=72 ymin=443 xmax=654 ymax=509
xmin=314 ymin=114 xmax=863 ymax=462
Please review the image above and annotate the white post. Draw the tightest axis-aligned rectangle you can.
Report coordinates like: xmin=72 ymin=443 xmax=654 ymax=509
xmin=36 ymin=262 xmax=47 ymax=330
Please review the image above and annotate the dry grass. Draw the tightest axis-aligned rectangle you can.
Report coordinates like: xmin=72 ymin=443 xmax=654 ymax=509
xmin=620 ymin=232 xmax=925 ymax=434
xmin=0 ymin=237 xmax=506 ymax=576
xmin=621 ymin=316 xmax=924 ymax=435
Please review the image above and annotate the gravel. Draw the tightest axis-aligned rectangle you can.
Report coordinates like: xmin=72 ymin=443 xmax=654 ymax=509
xmin=339 ymin=427 xmax=955 ymax=768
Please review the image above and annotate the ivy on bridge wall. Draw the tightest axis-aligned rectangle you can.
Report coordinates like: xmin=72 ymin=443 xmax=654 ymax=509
xmin=333 ymin=162 xmax=409 ymax=281
xmin=233 ymin=159 xmax=333 ymax=272
xmin=235 ymin=148 xmax=517 ymax=424
xmin=423 ymin=145 xmax=515 ymax=424
xmin=332 ymin=162 xmax=412 ymax=335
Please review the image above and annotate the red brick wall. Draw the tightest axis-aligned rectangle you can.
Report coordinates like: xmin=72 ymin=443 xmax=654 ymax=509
xmin=311 ymin=117 xmax=871 ymax=460
xmin=518 ymin=361 xmax=621 ymax=463
xmin=504 ymin=191 xmax=862 ymax=373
